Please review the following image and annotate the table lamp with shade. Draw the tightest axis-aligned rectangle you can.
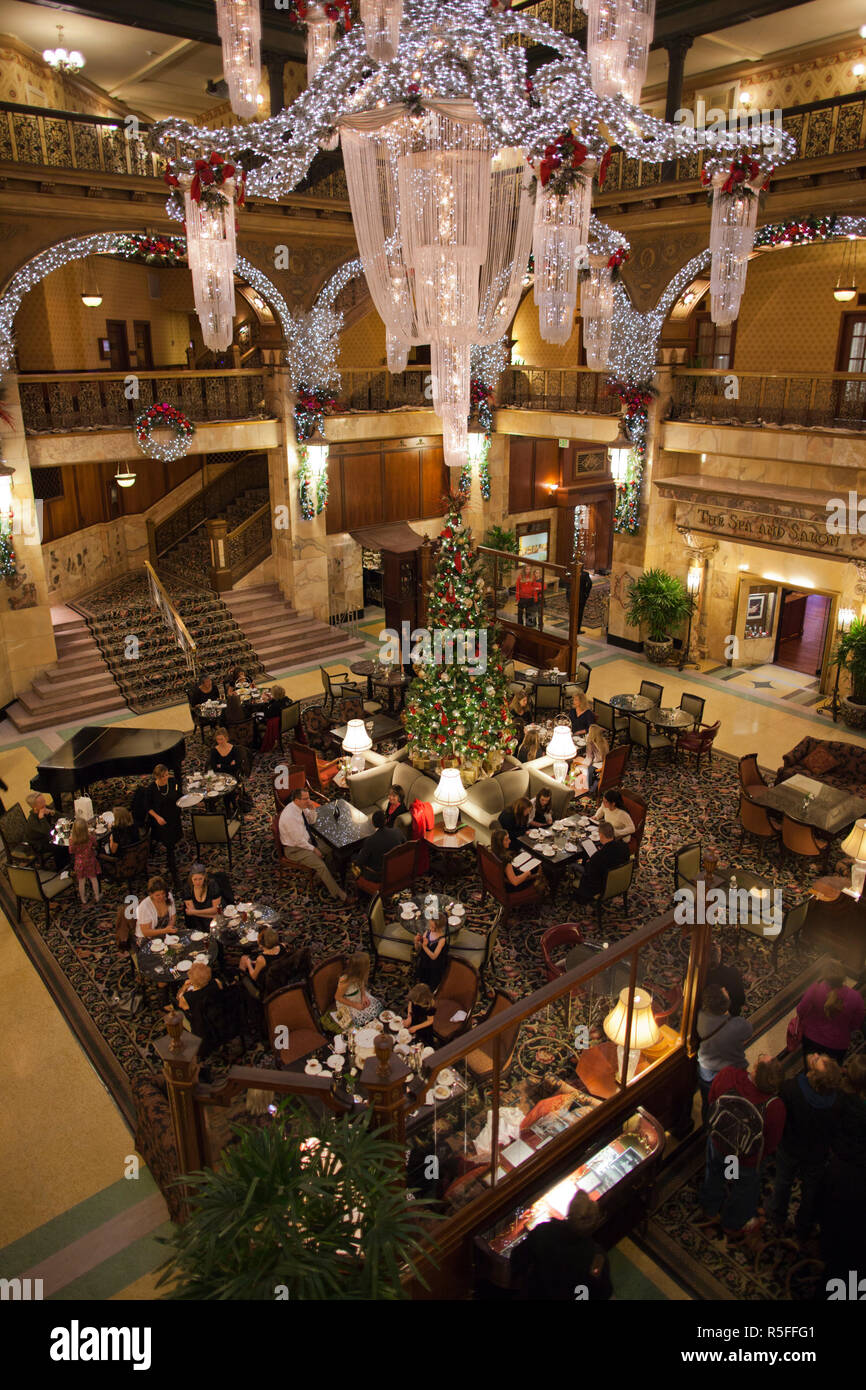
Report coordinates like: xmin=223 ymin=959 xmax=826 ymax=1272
xmin=546 ymin=723 xmax=577 ymax=782
xmin=603 ymin=987 xmax=660 ymax=1083
xmin=341 ymin=718 xmax=372 ymax=773
xmin=841 ymin=818 xmax=866 ymax=898
xmin=434 ymin=767 xmax=467 ymax=832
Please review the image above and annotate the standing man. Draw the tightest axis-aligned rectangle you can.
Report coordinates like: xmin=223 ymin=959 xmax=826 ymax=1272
xmin=278 ymin=787 xmax=347 ymax=903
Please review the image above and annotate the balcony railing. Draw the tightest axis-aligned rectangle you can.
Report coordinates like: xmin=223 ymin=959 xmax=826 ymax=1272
xmin=668 ymin=369 xmax=866 ymax=432
xmin=18 ymin=369 xmax=268 ymax=434
xmin=337 ymin=365 xmax=619 ymax=417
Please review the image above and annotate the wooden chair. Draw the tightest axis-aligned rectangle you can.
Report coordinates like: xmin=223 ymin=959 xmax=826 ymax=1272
xmin=674 ymin=841 xmax=702 ymax=892
xmin=277 ymin=700 xmax=301 ymax=752
xmin=628 ymin=714 xmax=672 ymax=768
xmin=573 ymin=661 xmax=592 ymax=693
xmin=450 ymin=910 xmax=501 ymax=979
xmin=500 ymin=632 xmax=516 ymax=661
xmin=191 ymin=811 xmax=242 ymax=868
xmin=0 ymin=804 xmax=41 ymax=866
xmin=770 ymin=899 xmax=811 ymax=971
xmin=533 ymin=682 xmax=562 ymax=717
xmin=738 ymin=792 xmax=781 ymax=848
xmin=676 ymin=719 xmax=720 ymax=773
xmin=596 ymin=743 xmax=631 ymax=798
xmin=639 ymin=680 xmax=663 ymax=706
xmin=540 ymin=922 xmax=584 ymax=982
xmin=270 ymin=814 xmax=317 ymax=882
xmin=465 ymin=990 xmax=520 ymax=1084
xmin=641 ymin=978 xmax=682 ymax=1025
xmin=272 ymin=765 xmax=307 ymax=811
xmin=225 ymin=718 xmax=255 ymax=750
xmin=738 ymin=753 xmax=768 ymax=793
xmin=679 ymin=692 xmax=706 ymax=729
xmin=5 ymin=863 xmax=73 ymax=930
xmin=590 ymin=856 xmax=635 ymax=928
xmin=368 ymin=894 xmax=415 ymax=976
xmin=356 ymin=839 xmax=420 ymax=901
xmin=780 ymin=814 xmax=830 ymax=870
xmin=619 ymin=788 xmax=648 ymax=868
xmin=476 ymin=843 xmax=543 ymax=923
xmin=310 ymin=953 xmax=346 ymax=1019
xmin=265 ymin=984 xmax=328 ymax=1066
xmin=432 ymin=958 xmax=479 ymax=1043
xmin=288 ymin=739 xmax=341 ymax=795
xmin=320 ymin=665 xmax=364 ymax=715
xmin=594 ymin=697 xmax=628 ymax=743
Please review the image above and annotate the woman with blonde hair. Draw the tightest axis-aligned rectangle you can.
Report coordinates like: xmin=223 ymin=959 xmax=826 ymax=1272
xmin=335 ymin=951 xmax=380 ymax=1026
xmin=68 ymin=817 xmax=101 ymax=904
xmin=104 ymin=805 xmax=138 ymax=857
xmin=795 ymin=964 xmax=865 ymax=1063
xmin=569 ymin=690 xmax=593 ymax=736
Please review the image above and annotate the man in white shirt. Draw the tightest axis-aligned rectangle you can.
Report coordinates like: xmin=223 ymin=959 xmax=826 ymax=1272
xmin=591 ymin=788 xmax=636 ymax=840
xmin=278 ymin=787 xmax=347 ymax=902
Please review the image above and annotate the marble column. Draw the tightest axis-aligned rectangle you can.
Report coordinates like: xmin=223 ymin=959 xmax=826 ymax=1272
xmin=0 ymin=378 xmax=57 ymax=705
xmin=265 ymin=369 xmax=330 ymax=624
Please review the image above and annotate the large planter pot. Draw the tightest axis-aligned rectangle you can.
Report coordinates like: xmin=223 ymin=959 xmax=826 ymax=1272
xmin=644 ymin=637 xmax=673 ymax=665
xmin=840 ymin=695 xmax=866 ymax=729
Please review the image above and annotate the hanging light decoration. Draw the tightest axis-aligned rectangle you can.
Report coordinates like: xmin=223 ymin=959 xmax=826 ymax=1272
xmin=359 ymin=0 xmax=403 ymax=62
xmin=834 ymin=237 xmax=859 ymax=301
xmin=215 ymin=0 xmax=262 ymax=119
xmin=43 ymin=24 xmax=85 ymax=74
xmin=707 ymin=155 xmax=764 ymax=326
xmin=443 ymin=413 xmax=469 ymax=469
xmin=607 ymin=426 xmax=632 ymax=483
xmin=532 ymin=155 xmax=594 ymax=345
xmin=114 ymin=465 xmax=137 ymax=489
xmin=181 ymin=158 xmax=240 ymax=351
xmin=385 ymin=329 xmax=411 ymax=372
xmin=580 ymin=257 xmax=615 ymax=369
xmin=80 ymin=257 xmax=103 ymax=308
xmin=307 ymin=4 xmax=338 ymax=84
xmin=586 ymin=0 xmax=655 ymax=106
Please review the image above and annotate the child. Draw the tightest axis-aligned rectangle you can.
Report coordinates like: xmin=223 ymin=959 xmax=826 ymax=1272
xmin=404 ymin=983 xmax=436 ymax=1046
xmin=68 ymin=818 xmax=101 ymax=904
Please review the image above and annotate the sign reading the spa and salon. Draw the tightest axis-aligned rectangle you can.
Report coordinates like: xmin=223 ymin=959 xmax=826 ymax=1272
xmin=674 ymin=503 xmax=866 ymax=562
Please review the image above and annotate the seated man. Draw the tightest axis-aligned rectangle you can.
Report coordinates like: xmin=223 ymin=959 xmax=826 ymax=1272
xmin=352 ymin=808 xmax=406 ymax=882
xmin=574 ymin=821 xmax=629 ymax=903
xmin=592 ymin=789 xmax=635 ymax=840
xmin=24 ymin=791 xmax=68 ymax=871
xmin=278 ymin=786 xmax=347 ymax=903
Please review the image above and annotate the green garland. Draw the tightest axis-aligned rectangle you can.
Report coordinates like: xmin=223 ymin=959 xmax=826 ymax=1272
xmin=0 ymin=511 xmax=16 ymax=582
xmin=298 ymin=442 xmax=328 ymax=521
xmin=458 ymin=432 xmax=491 ymax=501
xmin=610 ymin=382 xmax=656 ymax=536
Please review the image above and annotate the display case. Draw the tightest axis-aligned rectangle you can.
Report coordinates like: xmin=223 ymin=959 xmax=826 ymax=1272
xmin=473 ymin=1108 xmax=665 ymax=1292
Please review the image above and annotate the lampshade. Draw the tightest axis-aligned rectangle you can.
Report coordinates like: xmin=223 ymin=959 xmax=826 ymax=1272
xmin=603 ymin=987 xmax=660 ymax=1050
xmin=114 ymin=466 xmax=136 ymax=488
xmin=607 ymin=428 xmax=631 ymax=485
xmin=546 ymin=725 xmax=577 ymax=761
xmin=841 ymin=819 xmax=866 ymax=863
xmin=434 ymin=767 xmax=468 ymax=806
xmin=304 ymin=423 xmax=330 ymax=476
xmin=342 ymin=719 xmax=373 ymax=755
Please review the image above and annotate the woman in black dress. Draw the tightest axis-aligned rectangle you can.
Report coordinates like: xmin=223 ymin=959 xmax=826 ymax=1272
xmin=414 ymin=915 xmax=448 ymax=991
xmin=144 ymin=765 xmax=182 ymax=883
xmin=103 ymin=806 xmax=139 ymax=856
xmin=384 ymin=785 xmax=407 ymax=828
xmin=208 ymin=727 xmax=243 ymax=813
xmin=183 ymin=864 xmax=222 ymax=922
xmin=404 ymin=983 xmax=436 ymax=1045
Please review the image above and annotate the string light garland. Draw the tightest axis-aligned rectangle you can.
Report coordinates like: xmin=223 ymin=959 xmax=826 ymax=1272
xmin=286 ymin=257 xmax=363 ymax=393
xmin=298 ymin=442 xmax=330 ymax=519
xmin=0 ymin=509 xmax=16 ymax=582
xmin=609 ymin=381 xmax=655 ymax=535
xmin=0 ymin=232 xmax=292 ymax=377
xmin=114 ymin=233 xmax=186 ymax=266
xmin=135 ymin=402 xmax=196 ymax=462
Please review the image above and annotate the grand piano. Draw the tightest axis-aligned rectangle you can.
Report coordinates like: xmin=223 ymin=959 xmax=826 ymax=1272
xmin=32 ymin=727 xmax=187 ymax=807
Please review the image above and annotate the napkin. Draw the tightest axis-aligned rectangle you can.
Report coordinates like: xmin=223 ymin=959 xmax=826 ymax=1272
xmin=581 ymin=839 xmax=598 ymax=857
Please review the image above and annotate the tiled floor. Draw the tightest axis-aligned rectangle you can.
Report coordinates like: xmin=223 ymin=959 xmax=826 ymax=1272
xmin=1 ymin=628 xmax=862 ymax=1300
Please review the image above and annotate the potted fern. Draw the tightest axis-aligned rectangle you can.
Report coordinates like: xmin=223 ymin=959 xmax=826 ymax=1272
xmin=625 ymin=567 xmax=694 ymax=664
xmin=836 ymin=617 xmax=866 ymax=729
xmin=156 ymin=1098 xmax=438 ymax=1300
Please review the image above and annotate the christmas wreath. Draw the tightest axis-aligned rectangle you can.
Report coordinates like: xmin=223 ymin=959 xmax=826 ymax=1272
xmin=135 ymin=402 xmax=196 ymax=462
xmin=284 ymin=0 xmax=352 ymax=31
xmin=534 ymin=130 xmax=595 ymax=199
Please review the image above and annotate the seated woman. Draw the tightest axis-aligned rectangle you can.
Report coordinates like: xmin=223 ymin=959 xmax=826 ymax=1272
xmin=176 ymin=963 xmax=235 ymax=1061
xmin=183 ymin=863 xmax=222 ymax=922
xmin=490 ymin=828 xmax=543 ymax=894
xmin=223 ymin=689 xmax=246 ymax=726
xmin=103 ymin=805 xmax=140 ymax=856
xmin=516 ymin=729 xmax=541 ymax=764
xmin=509 ymin=692 xmax=530 ymax=747
xmin=499 ymin=796 xmax=532 ymax=840
xmin=569 ymin=691 xmax=593 ymax=736
xmin=383 ymin=785 xmax=407 ymax=828
xmin=238 ymin=926 xmax=288 ymax=997
xmin=135 ymin=876 xmax=176 ymax=942
xmin=592 ymin=788 xmax=635 ymax=840
xmin=569 ymin=724 xmax=609 ymax=795
xmin=335 ymin=951 xmax=380 ymax=1026
xmin=263 ymin=683 xmax=288 ymax=720
xmin=190 ymin=673 xmax=219 ymax=707
xmin=404 ymin=983 xmax=436 ymax=1046
xmin=209 ymin=726 xmax=243 ymax=813
xmin=529 ymin=788 xmax=555 ymax=828
xmin=257 ymin=683 xmax=289 ymax=752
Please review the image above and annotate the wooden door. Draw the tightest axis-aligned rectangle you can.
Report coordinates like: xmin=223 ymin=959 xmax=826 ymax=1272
xmin=382 ymin=549 xmax=417 ymax=635
xmin=106 ymin=320 xmax=130 ymax=370
xmin=133 ymin=320 xmax=154 ymax=369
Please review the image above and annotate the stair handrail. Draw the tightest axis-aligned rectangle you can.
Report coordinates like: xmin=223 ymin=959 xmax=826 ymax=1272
xmin=153 ymin=453 xmax=268 ymax=562
xmin=144 ymin=561 xmax=198 ymax=673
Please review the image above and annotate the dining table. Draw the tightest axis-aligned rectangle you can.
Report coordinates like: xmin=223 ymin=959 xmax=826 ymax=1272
xmin=394 ymin=888 xmax=470 ymax=937
xmin=517 ymin=814 xmax=599 ymax=885
xmin=308 ymin=798 xmax=374 ymax=885
xmin=609 ymin=693 xmax=655 ymax=714
xmin=749 ymin=775 xmax=866 ymax=836
xmin=179 ymin=771 xmax=238 ymax=810
xmin=520 ymin=668 xmax=570 ymax=687
xmin=644 ymin=705 xmax=694 ymax=732
xmin=136 ymin=925 xmax=219 ymax=981
xmin=50 ymin=811 xmax=112 ymax=847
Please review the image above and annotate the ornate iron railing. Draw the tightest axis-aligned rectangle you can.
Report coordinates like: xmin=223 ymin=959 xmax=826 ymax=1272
xmin=18 ymin=369 xmax=268 ymax=434
xmin=668 ymin=369 xmax=866 ymax=431
xmin=225 ymin=502 xmax=272 ymax=576
xmin=336 ymin=365 xmax=619 ymax=416
xmin=153 ymin=453 xmax=268 ymax=560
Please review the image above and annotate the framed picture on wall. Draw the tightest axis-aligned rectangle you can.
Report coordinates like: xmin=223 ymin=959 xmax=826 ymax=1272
xmin=746 ymin=593 xmax=767 ymax=622
xmin=517 ymin=521 xmax=550 ymax=563
xmin=98 ymin=338 xmax=111 ymax=361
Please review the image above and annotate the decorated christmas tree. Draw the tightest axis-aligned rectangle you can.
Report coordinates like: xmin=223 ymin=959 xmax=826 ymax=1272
xmin=403 ymin=498 xmax=513 ymax=767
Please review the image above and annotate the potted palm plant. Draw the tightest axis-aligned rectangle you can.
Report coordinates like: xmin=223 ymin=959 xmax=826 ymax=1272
xmin=625 ymin=567 xmax=695 ymax=664
xmin=483 ymin=524 xmax=518 ymax=605
xmin=836 ymin=617 xmax=866 ymax=729
xmin=156 ymin=1098 xmax=438 ymax=1300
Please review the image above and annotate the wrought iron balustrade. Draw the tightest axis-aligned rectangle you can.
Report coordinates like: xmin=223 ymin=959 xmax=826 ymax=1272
xmin=668 ymin=369 xmax=866 ymax=431
xmin=18 ymin=370 xmax=268 ymax=434
xmin=336 ymin=366 xmax=619 ymax=418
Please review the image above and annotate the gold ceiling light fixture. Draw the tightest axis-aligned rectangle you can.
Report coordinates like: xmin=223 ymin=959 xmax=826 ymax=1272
xmin=43 ymin=24 xmax=85 ymax=74
xmin=80 ymin=257 xmax=103 ymax=308
xmin=834 ymin=237 xmax=859 ymax=302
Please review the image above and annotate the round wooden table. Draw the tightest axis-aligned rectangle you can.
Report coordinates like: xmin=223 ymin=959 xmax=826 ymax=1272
xmin=424 ymin=824 xmax=476 ymax=879
xmin=809 ymin=875 xmax=850 ymax=902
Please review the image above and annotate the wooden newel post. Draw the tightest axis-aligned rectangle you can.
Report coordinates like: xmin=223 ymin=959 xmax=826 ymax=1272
xmin=206 ymin=517 xmax=231 ymax=593
xmin=155 ymin=1017 xmax=204 ymax=1221
xmin=360 ymin=1037 xmax=411 ymax=1150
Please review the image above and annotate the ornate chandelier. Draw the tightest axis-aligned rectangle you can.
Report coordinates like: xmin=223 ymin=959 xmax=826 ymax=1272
xmin=184 ymin=174 xmax=239 ymax=351
xmin=43 ymin=25 xmax=85 ymax=74
xmin=580 ymin=258 xmax=615 ymax=369
xmin=360 ymin=0 xmax=404 ymax=62
xmin=707 ymin=155 xmax=765 ymax=326
xmin=215 ymin=0 xmax=262 ymax=119
xmin=586 ymin=0 xmax=655 ymax=106
xmin=532 ymin=159 xmax=595 ymax=346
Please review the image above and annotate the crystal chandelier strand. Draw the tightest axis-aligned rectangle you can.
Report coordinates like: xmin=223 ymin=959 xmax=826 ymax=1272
xmin=476 ymin=147 xmax=535 ymax=344
xmin=307 ymin=9 xmax=337 ymax=85
xmin=532 ymin=170 xmax=593 ymax=345
xmin=215 ymin=0 xmax=262 ymax=119
xmin=360 ymin=0 xmax=403 ymax=62
xmin=586 ymin=0 xmax=655 ymax=106
xmin=184 ymin=183 xmax=237 ymax=350
xmin=709 ymin=177 xmax=760 ymax=326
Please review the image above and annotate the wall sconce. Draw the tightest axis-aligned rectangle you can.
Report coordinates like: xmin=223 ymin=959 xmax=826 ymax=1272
xmin=304 ymin=423 xmax=330 ymax=477
xmin=467 ymin=431 xmax=486 ymax=470
xmin=687 ymin=563 xmax=702 ymax=597
xmin=607 ymin=427 xmax=631 ymax=485
xmin=838 ymin=606 xmax=856 ymax=634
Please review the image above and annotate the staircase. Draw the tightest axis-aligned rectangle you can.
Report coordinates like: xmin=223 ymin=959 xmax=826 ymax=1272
xmin=223 ymin=585 xmax=366 ymax=674
xmin=158 ymin=485 xmax=271 ymax=586
xmin=6 ymin=608 xmax=127 ymax=731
